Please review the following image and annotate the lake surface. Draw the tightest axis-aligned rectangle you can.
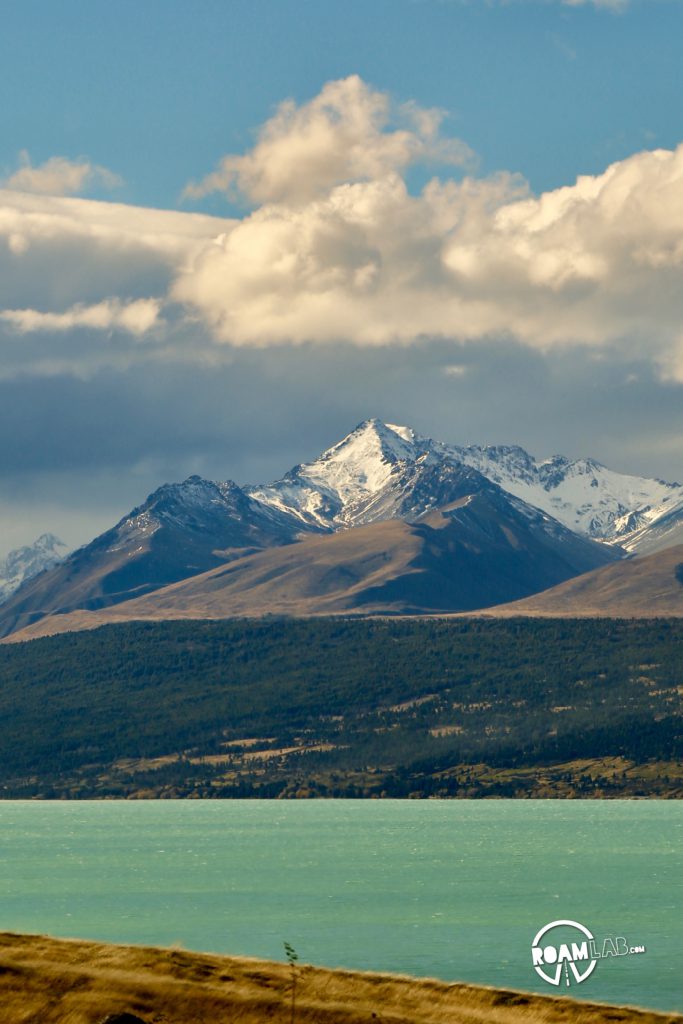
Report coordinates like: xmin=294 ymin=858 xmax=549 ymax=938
xmin=0 ymin=800 xmax=680 ymax=1013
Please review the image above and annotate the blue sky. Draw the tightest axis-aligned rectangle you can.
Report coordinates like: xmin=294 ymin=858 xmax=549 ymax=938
xmin=2 ymin=0 xmax=683 ymax=551
xmin=2 ymin=0 xmax=682 ymax=207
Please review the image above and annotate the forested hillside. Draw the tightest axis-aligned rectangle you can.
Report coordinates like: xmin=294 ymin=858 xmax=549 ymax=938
xmin=0 ymin=618 xmax=680 ymax=798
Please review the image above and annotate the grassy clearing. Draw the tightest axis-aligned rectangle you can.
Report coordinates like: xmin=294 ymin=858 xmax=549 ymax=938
xmin=0 ymin=932 xmax=680 ymax=1024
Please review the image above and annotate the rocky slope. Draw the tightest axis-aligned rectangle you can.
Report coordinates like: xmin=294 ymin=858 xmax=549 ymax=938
xmin=249 ymin=418 xmax=683 ymax=549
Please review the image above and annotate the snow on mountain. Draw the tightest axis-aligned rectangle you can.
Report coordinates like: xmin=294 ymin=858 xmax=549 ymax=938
xmin=8 ymin=419 xmax=678 ymax=637
xmin=0 ymin=477 xmax=309 ymax=639
xmin=100 ymin=430 xmax=683 ymax=556
xmin=615 ymin=497 xmax=683 ymax=556
xmin=449 ymin=446 xmax=683 ymax=551
xmin=3 ymin=419 xmax=680 ymax=631
xmin=0 ymin=533 xmax=68 ymax=603
xmin=111 ymin=474 xmax=301 ymax=547
xmin=74 ymin=473 xmax=307 ymax=583
xmin=247 ymin=419 xmax=682 ymax=551
xmin=247 ymin=419 xmax=434 ymax=528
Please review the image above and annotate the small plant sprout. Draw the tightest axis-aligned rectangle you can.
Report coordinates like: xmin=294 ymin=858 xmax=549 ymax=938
xmin=283 ymin=941 xmax=300 ymax=1024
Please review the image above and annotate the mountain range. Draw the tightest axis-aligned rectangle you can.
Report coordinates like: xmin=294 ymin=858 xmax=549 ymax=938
xmin=247 ymin=420 xmax=683 ymax=549
xmin=3 ymin=419 xmax=683 ymax=639
xmin=0 ymin=533 xmax=68 ymax=604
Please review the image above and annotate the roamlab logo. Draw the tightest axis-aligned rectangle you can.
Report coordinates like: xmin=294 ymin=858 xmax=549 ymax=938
xmin=531 ymin=919 xmax=646 ymax=988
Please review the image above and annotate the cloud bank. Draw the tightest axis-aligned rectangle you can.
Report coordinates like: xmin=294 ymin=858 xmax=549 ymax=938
xmin=175 ymin=79 xmax=683 ymax=376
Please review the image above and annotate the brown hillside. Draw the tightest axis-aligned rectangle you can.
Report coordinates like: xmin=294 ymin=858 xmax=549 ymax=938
xmin=3 ymin=495 xmax=618 ymax=642
xmin=482 ymin=544 xmax=683 ymax=618
xmin=0 ymin=932 xmax=679 ymax=1024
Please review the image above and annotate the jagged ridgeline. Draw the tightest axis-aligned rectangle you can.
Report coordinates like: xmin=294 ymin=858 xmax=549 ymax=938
xmin=8 ymin=418 xmax=683 ymax=639
xmin=0 ymin=618 xmax=680 ymax=799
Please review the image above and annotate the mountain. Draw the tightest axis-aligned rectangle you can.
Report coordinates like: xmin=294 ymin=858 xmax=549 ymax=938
xmin=5 ymin=417 xmax=678 ymax=639
xmin=4 ymin=487 xmax=620 ymax=641
xmin=616 ymin=501 xmax=683 ymax=556
xmin=250 ymin=418 xmax=683 ymax=550
xmin=450 ymin=444 xmax=683 ymax=551
xmin=482 ymin=544 xmax=683 ymax=618
xmin=0 ymin=477 xmax=304 ymax=639
xmin=247 ymin=420 xmax=432 ymax=528
xmin=0 ymin=534 xmax=68 ymax=603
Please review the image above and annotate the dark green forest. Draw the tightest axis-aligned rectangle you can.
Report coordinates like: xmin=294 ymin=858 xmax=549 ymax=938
xmin=0 ymin=618 xmax=680 ymax=798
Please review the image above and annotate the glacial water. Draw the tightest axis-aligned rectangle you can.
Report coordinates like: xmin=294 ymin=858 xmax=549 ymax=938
xmin=0 ymin=800 xmax=680 ymax=1013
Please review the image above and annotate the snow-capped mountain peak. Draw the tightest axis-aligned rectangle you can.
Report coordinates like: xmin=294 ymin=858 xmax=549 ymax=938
xmin=5 ymin=421 xmax=682 ymax=621
xmin=103 ymin=474 xmax=304 ymax=554
xmin=384 ymin=422 xmax=418 ymax=444
xmin=4 ymin=419 xmax=683 ymax=637
xmin=248 ymin=419 xmax=440 ymax=528
xmin=303 ymin=419 xmax=424 ymax=495
xmin=0 ymin=533 xmax=69 ymax=603
xmin=249 ymin=419 xmax=683 ymax=548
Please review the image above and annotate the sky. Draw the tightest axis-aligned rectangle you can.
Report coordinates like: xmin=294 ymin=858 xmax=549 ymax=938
xmin=2 ymin=0 xmax=683 ymax=553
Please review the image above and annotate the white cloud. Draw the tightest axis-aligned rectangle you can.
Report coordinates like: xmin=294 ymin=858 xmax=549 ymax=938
xmin=174 ymin=172 xmax=527 ymax=344
xmin=2 ymin=77 xmax=683 ymax=384
xmin=0 ymin=188 xmax=234 ymax=312
xmin=176 ymin=126 xmax=683 ymax=358
xmin=184 ymin=75 xmax=475 ymax=205
xmin=3 ymin=151 xmax=123 ymax=196
xmin=1 ymin=298 xmax=161 ymax=336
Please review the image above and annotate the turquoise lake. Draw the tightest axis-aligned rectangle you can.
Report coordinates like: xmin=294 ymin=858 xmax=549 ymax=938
xmin=0 ymin=800 xmax=680 ymax=1013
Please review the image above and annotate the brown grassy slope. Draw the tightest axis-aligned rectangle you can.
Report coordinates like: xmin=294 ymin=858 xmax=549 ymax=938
xmin=0 ymin=932 xmax=680 ymax=1024
xmin=3 ymin=496 xmax=619 ymax=643
xmin=479 ymin=545 xmax=683 ymax=618
xmin=1 ymin=519 xmax=422 ymax=642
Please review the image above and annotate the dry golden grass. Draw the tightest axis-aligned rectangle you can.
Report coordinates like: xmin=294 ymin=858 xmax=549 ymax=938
xmin=0 ymin=932 xmax=680 ymax=1024
xmin=475 ymin=545 xmax=683 ymax=618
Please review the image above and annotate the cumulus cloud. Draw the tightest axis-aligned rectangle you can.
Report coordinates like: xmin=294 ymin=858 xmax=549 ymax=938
xmin=174 ymin=171 xmax=524 ymax=344
xmin=1 ymin=298 xmax=161 ymax=336
xmin=3 ymin=151 xmax=123 ymax=196
xmin=184 ymin=75 xmax=475 ymax=205
xmin=3 ymin=77 xmax=683 ymax=383
xmin=177 ymin=127 xmax=683 ymax=364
